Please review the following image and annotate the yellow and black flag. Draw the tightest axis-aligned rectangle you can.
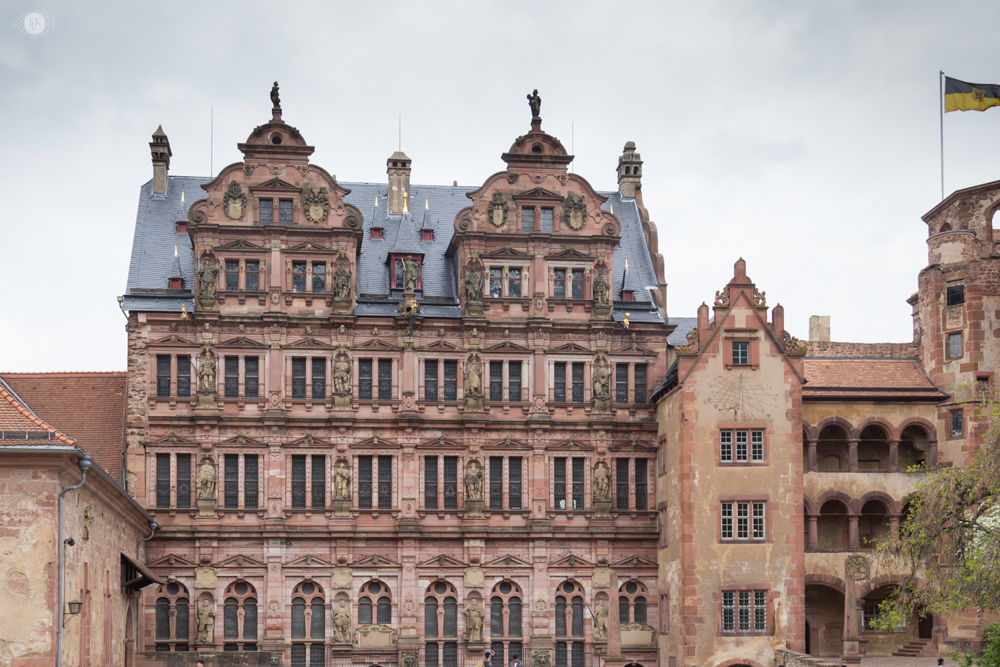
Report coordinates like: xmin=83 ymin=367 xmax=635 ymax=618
xmin=945 ymin=76 xmax=1000 ymax=112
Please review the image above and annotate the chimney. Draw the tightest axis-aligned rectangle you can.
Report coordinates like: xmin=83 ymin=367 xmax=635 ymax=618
xmin=809 ymin=315 xmax=831 ymax=342
xmin=771 ymin=303 xmax=784 ymax=333
xmin=387 ymin=151 xmax=411 ymax=215
xmin=616 ymin=141 xmax=642 ymax=198
xmin=150 ymin=125 xmax=172 ymax=195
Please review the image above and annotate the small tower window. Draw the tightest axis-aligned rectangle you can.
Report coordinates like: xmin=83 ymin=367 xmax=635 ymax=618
xmin=176 ymin=222 xmax=187 ymax=234
xmin=371 ymin=228 xmax=384 ymax=240
xmin=169 ymin=278 xmax=182 ymax=289
xmin=946 ymin=284 xmax=965 ymax=306
xmin=621 ymin=290 xmax=634 ymax=302
xmin=422 ymin=229 xmax=434 ymax=241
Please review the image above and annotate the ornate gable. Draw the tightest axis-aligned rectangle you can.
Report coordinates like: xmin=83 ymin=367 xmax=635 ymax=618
xmin=609 ymin=436 xmax=656 ymax=452
xmin=286 ymin=554 xmax=333 ymax=567
xmin=610 ymin=554 xmax=657 ymax=568
xmin=219 ymin=433 xmax=267 ymax=447
xmin=416 ymin=436 xmax=466 ymax=450
xmin=549 ymin=553 xmax=594 ymax=568
xmin=285 ymin=337 xmax=332 ymax=350
xmin=512 ymin=187 xmax=564 ymax=202
xmin=351 ymin=553 xmax=400 ymax=568
xmin=418 ymin=554 xmax=467 ymax=568
xmin=150 ymin=432 xmax=199 ymax=446
xmin=353 ymin=338 xmax=402 ymax=352
xmin=220 ymin=336 xmax=268 ymax=348
xmin=481 ymin=246 xmax=533 ymax=259
xmin=484 ymin=554 xmax=531 ymax=568
xmin=547 ymin=342 xmax=593 ymax=355
xmin=545 ymin=437 xmax=594 ymax=452
xmin=351 ymin=435 xmax=398 ymax=449
xmin=148 ymin=553 xmax=198 ymax=568
xmin=151 ymin=335 xmax=198 ymax=346
xmin=288 ymin=432 xmax=332 ymax=447
xmin=483 ymin=436 xmax=531 ymax=451
xmin=217 ymin=554 xmax=266 ymax=568
xmin=546 ymin=247 xmax=595 ymax=261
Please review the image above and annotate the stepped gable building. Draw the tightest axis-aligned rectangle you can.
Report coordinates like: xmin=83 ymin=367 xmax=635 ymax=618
xmin=121 ymin=87 xmax=672 ymax=665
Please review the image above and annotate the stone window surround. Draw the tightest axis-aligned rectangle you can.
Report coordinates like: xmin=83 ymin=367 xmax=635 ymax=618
xmin=715 ymin=423 xmax=771 ymax=467
xmin=423 ymin=579 xmax=460 ymax=640
xmin=151 ymin=352 xmax=194 ymax=401
xmin=612 ymin=456 xmax=653 ymax=512
xmin=483 ymin=454 xmax=527 ymax=513
xmin=714 ymin=495 xmax=772 ymax=543
xmin=353 ymin=453 xmax=397 ymax=511
xmin=417 ymin=356 xmax=463 ymax=404
xmin=548 ymin=454 xmax=589 ymax=512
xmin=219 ymin=254 xmax=267 ymax=293
xmin=285 ymin=453 xmax=329 ymax=511
xmin=617 ymin=579 xmax=650 ymax=626
xmin=356 ymin=356 xmax=399 ymax=403
xmin=358 ymin=579 xmax=394 ymax=625
xmin=546 ymin=355 xmax=589 ymax=404
xmin=420 ymin=454 xmax=463 ymax=511
xmin=286 ymin=257 xmax=333 ymax=294
xmin=722 ymin=330 xmax=760 ymax=370
xmin=218 ymin=352 xmax=266 ymax=402
xmin=610 ymin=359 xmax=649 ymax=405
xmin=147 ymin=449 xmax=195 ymax=510
xmin=222 ymin=579 xmax=260 ymax=648
xmin=715 ymin=585 xmax=773 ymax=636
xmin=484 ymin=358 xmax=527 ymax=404
xmin=484 ymin=263 xmax=529 ymax=299
xmin=945 ymin=330 xmax=964 ymax=360
xmin=153 ymin=581 xmax=193 ymax=649
xmin=290 ymin=580 xmax=327 ymax=651
xmin=548 ymin=261 xmax=591 ymax=301
xmin=215 ymin=450 xmax=264 ymax=512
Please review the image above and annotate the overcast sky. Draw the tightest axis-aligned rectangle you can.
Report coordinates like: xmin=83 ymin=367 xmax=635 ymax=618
xmin=2 ymin=1 xmax=999 ymax=372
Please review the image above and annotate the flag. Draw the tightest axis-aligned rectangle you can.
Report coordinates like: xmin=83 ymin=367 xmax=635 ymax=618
xmin=945 ymin=76 xmax=1000 ymax=112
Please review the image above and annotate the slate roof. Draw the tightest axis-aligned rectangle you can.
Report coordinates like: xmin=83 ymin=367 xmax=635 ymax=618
xmin=0 ymin=377 xmax=76 ymax=447
xmin=123 ymin=176 xmax=665 ymax=322
xmin=1 ymin=373 xmax=127 ymax=481
xmin=802 ymin=357 xmax=946 ymax=400
xmin=667 ymin=317 xmax=697 ymax=346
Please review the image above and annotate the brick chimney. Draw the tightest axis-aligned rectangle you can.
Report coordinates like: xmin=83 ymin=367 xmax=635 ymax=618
xmin=150 ymin=125 xmax=171 ymax=195
xmin=616 ymin=141 xmax=642 ymax=198
xmin=387 ymin=151 xmax=411 ymax=215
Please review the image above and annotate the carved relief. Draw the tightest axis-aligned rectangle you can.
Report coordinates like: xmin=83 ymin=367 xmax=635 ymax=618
xmin=464 ymin=461 xmax=483 ymax=501
xmin=564 ymin=193 xmax=587 ymax=231
xmin=194 ymin=566 xmax=217 ymax=589
xmin=487 ymin=191 xmax=508 ymax=228
xmin=304 ymin=185 xmax=330 ymax=224
xmin=462 ymin=600 xmax=484 ymax=641
xmin=223 ymin=181 xmax=247 ymax=220
xmin=464 ymin=354 xmax=484 ymax=411
xmin=845 ymin=554 xmax=870 ymax=580
xmin=196 ymin=458 xmax=217 ymax=499
xmin=196 ymin=599 xmax=215 ymax=644
xmin=592 ymin=268 xmax=610 ymax=307
xmin=82 ymin=504 xmax=94 ymax=540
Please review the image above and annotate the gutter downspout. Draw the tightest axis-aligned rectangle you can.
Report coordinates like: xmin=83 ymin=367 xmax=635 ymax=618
xmin=133 ymin=520 xmax=160 ymax=657
xmin=56 ymin=453 xmax=93 ymax=667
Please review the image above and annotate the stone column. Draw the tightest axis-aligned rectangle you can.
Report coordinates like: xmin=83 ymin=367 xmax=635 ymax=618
xmin=807 ymin=515 xmax=819 ymax=550
xmin=841 ymin=555 xmax=869 ymax=667
xmin=888 ymin=439 xmax=900 ymax=472
xmin=928 ymin=440 xmax=938 ymax=467
xmin=889 ymin=514 xmax=900 ymax=536
xmin=605 ymin=570 xmax=623 ymax=667
xmin=807 ymin=438 xmax=818 ymax=472
xmin=847 ymin=439 xmax=859 ymax=472
xmin=848 ymin=514 xmax=860 ymax=551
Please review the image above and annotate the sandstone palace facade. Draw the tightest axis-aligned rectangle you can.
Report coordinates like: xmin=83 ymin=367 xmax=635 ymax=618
xmin=98 ymin=86 xmax=1000 ymax=667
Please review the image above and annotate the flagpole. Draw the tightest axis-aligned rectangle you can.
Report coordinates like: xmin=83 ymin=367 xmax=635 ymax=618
xmin=940 ymin=71 xmax=945 ymax=200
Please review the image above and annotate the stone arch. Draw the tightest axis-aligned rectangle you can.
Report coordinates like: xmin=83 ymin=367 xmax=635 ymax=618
xmin=815 ymin=416 xmax=857 ymax=438
xmin=805 ymin=573 xmax=846 ymax=593
xmin=855 ymin=417 xmax=894 ymax=438
xmin=858 ymin=490 xmax=900 ymax=514
xmin=804 ymin=494 xmax=819 ymax=516
xmin=896 ymin=417 xmax=937 ymax=442
xmin=803 ymin=419 xmax=818 ymax=440
xmin=714 ymin=660 xmax=766 ymax=667
xmin=858 ymin=574 xmax=905 ymax=599
xmin=815 ymin=490 xmax=855 ymax=514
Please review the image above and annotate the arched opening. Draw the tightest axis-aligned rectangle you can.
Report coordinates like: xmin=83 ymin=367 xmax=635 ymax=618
xmin=358 ymin=580 xmax=392 ymax=626
xmin=817 ymin=499 xmax=849 ymax=550
xmin=859 ymin=500 xmax=890 ymax=549
xmin=939 ymin=223 xmax=952 ymax=233
xmin=555 ymin=580 xmax=586 ymax=667
xmin=291 ymin=581 xmax=326 ymax=666
xmin=152 ymin=581 xmax=191 ymax=651
xmin=125 ymin=605 xmax=134 ymax=667
xmin=817 ymin=425 xmax=849 ymax=471
xmin=805 ymin=584 xmax=844 ymax=656
xmin=858 ymin=425 xmax=889 ymax=470
xmin=424 ymin=580 xmax=458 ymax=667
xmin=223 ymin=581 xmax=258 ymax=651
xmin=899 ymin=425 xmax=929 ymax=469
xmin=490 ymin=581 xmax=523 ymax=666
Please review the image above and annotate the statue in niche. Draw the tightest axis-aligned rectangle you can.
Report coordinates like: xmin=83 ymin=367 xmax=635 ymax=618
xmin=270 ymin=81 xmax=281 ymax=108
xmin=335 ymin=462 xmax=351 ymax=500
xmin=334 ymin=265 xmax=352 ymax=299
xmin=593 ymin=600 xmax=609 ymax=641
xmin=464 ymin=356 xmax=482 ymax=395
xmin=592 ymin=355 xmax=610 ymax=399
xmin=527 ymin=89 xmax=542 ymax=120
xmin=403 ymin=255 xmax=420 ymax=292
xmin=198 ymin=352 xmax=216 ymax=392
xmin=465 ymin=462 xmax=483 ymax=501
xmin=196 ymin=460 xmax=216 ymax=500
xmin=593 ymin=270 xmax=610 ymax=306
xmin=463 ymin=600 xmax=484 ymax=641
xmin=593 ymin=463 xmax=611 ymax=502
xmin=197 ymin=599 xmax=215 ymax=644
xmin=465 ymin=265 xmax=483 ymax=302
xmin=199 ymin=259 xmax=218 ymax=297
xmin=333 ymin=600 xmax=351 ymax=643
xmin=334 ymin=355 xmax=351 ymax=394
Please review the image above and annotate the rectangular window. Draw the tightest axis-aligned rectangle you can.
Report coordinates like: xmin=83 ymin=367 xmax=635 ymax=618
xmin=951 ymin=410 xmax=963 ymax=436
xmin=421 ymin=229 xmax=434 ymax=242
xmin=616 ymin=458 xmax=629 ymax=509
xmin=312 ymin=263 xmax=325 ymax=293
xmin=720 ymin=429 xmax=765 ymax=464
xmin=359 ymin=456 xmax=372 ymax=509
xmin=156 ymin=355 xmax=171 ymax=397
xmin=359 ymin=360 xmax=373 ymax=400
xmin=753 ymin=501 xmax=765 ymax=539
xmin=521 ymin=207 xmax=534 ymax=232
xmin=490 ymin=361 xmax=503 ymax=402
xmin=279 ymin=199 xmax=293 ymax=224
xmin=225 ymin=454 xmax=239 ymax=509
xmin=443 ymin=360 xmax=457 ymax=401
xmin=722 ymin=591 xmax=735 ymax=632
xmin=425 ymin=361 xmax=438 ymax=402
xmin=177 ymin=356 xmax=191 ymax=397
xmin=721 ymin=502 xmax=734 ymax=539
xmin=177 ymin=454 xmax=191 ymax=509
xmin=312 ymin=455 xmax=325 ymax=509
xmin=554 ymin=362 xmax=567 ymax=402
xmin=571 ymin=269 xmax=583 ymax=299
xmin=739 ymin=591 xmax=751 ymax=631
xmin=225 ymin=357 xmax=239 ymax=398
xmin=225 ymin=261 xmax=240 ymax=291
xmin=378 ymin=359 xmax=392 ymax=401
xmin=245 ymin=261 xmax=260 ymax=292
xmin=292 ymin=358 xmax=306 ymax=399
xmin=260 ymin=200 xmax=273 ymax=225
xmin=621 ymin=290 xmax=634 ymax=301
xmin=292 ymin=262 xmax=306 ymax=292
xmin=489 ymin=457 xmax=503 ymax=510
xmin=244 ymin=455 xmax=258 ymax=509
xmin=554 ymin=458 xmax=566 ymax=509
xmin=634 ymin=364 xmax=647 ymax=404
xmin=371 ymin=227 xmax=383 ymax=240
xmin=444 ymin=456 xmax=458 ymax=510
xmin=509 ymin=457 xmax=522 ymax=510
xmin=947 ymin=284 xmax=965 ymax=306
xmin=509 ymin=362 xmax=522 ymax=402
xmin=949 ymin=333 xmax=963 ymax=359
xmin=489 ymin=268 xmax=502 ymax=298
xmin=425 ymin=456 xmax=438 ymax=510
xmin=378 ymin=455 xmax=392 ymax=509
xmin=752 ymin=430 xmax=764 ymax=461
xmin=311 ymin=358 xmax=325 ymax=399
xmin=553 ymin=269 xmax=566 ymax=299
xmin=292 ymin=455 xmax=306 ymax=509
xmin=735 ymin=430 xmax=748 ymax=462
xmin=720 ymin=431 xmax=733 ymax=462
xmin=863 ymin=605 xmax=878 ymax=631
xmin=732 ymin=342 xmax=749 ymax=365
xmin=572 ymin=457 xmax=584 ymax=510
xmin=571 ymin=362 xmax=584 ymax=403
xmin=509 ymin=268 xmax=522 ymax=298
xmin=721 ymin=590 xmax=767 ymax=633
xmin=616 ymin=364 xmax=629 ymax=404
xmin=540 ymin=207 xmax=553 ymax=232
xmin=394 ymin=259 xmax=404 ymax=289
xmin=245 ymin=357 xmax=259 ymax=399
xmin=156 ymin=453 xmax=171 ymax=508
xmin=635 ymin=458 xmax=648 ymax=510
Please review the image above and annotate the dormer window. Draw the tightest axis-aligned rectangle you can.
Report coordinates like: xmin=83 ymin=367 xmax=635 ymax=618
xmin=169 ymin=278 xmax=182 ymax=289
xmin=176 ymin=222 xmax=187 ymax=234
xmin=371 ymin=228 xmax=384 ymax=240
xmin=391 ymin=255 xmax=421 ymax=290
xmin=621 ymin=290 xmax=634 ymax=302
xmin=421 ymin=229 xmax=434 ymax=241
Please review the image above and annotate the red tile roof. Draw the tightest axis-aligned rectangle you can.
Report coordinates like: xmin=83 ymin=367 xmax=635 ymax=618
xmin=1 ymin=372 xmax=126 ymax=481
xmin=0 ymin=378 xmax=76 ymax=446
xmin=803 ymin=357 xmax=946 ymax=400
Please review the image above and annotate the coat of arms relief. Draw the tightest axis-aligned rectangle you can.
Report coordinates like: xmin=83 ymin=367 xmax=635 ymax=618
xmin=564 ymin=193 xmax=587 ymax=230
xmin=223 ymin=181 xmax=247 ymax=220
xmin=303 ymin=186 xmax=330 ymax=224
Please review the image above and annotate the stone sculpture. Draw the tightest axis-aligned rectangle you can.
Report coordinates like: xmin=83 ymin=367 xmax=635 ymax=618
xmin=465 ymin=356 xmax=482 ymax=396
xmin=198 ymin=352 xmax=216 ymax=393
xmin=335 ymin=461 xmax=351 ymax=500
xmin=270 ymin=81 xmax=280 ymax=108
xmin=463 ymin=600 xmax=484 ymax=642
xmin=465 ymin=463 xmax=483 ymax=501
xmin=465 ymin=266 xmax=483 ymax=302
xmin=334 ymin=265 xmax=351 ymax=299
xmin=593 ymin=270 xmax=610 ymax=306
xmin=592 ymin=357 xmax=610 ymax=400
xmin=197 ymin=599 xmax=215 ymax=644
xmin=403 ymin=255 xmax=419 ymax=292
xmin=196 ymin=460 xmax=216 ymax=500
xmin=199 ymin=260 xmax=218 ymax=297
xmin=527 ymin=89 xmax=542 ymax=120
xmin=334 ymin=355 xmax=351 ymax=394
xmin=593 ymin=463 xmax=610 ymax=502
xmin=593 ymin=599 xmax=609 ymax=641
xmin=333 ymin=600 xmax=351 ymax=643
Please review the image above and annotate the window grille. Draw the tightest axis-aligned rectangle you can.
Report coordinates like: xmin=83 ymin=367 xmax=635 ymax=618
xmin=425 ymin=361 xmax=438 ymax=402
xmin=292 ymin=358 xmax=306 ymax=398
xmin=490 ymin=457 xmax=503 ymax=510
xmin=509 ymin=362 xmax=522 ymax=402
xmin=292 ymin=262 xmax=306 ymax=292
xmin=540 ymin=208 xmax=553 ymax=232
xmin=377 ymin=596 xmax=391 ymax=624
xmin=572 ymin=458 xmax=584 ymax=510
xmin=443 ymin=360 xmax=457 ymax=401
xmin=949 ymin=333 xmax=963 ymax=358
xmin=555 ymin=597 xmax=566 ymax=636
xmin=443 ymin=642 xmax=457 ymax=667
xmin=156 ymin=454 xmax=171 ymax=508
xmin=311 ymin=599 xmax=324 ymax=638
xmin=378 ymin=455 xmax=392 ymax=509
xmin=177 ymin=454 xmax=191 ymax=509
xmin=571 ymin=642 xmax=583 ymax=667
xmin=225 ymin=357 xmax=239 ymax=398
xmin=312 ymin=455 xmax=325 ymax=509
xmin=157 ymin=355 xmax=171 ymax=397
xmin=554 ymin=269 xmax=566 ymax=299
xmin=634 ymin=363 xmax=647 ymax=403
xmin=721 ymin=591 xmax=735 ymax=632
xmin=359 ymin=360 xmax=372 ymax=400
xmin=619 ymin=596 xmax=629 ymax=624
xmin=292 ymin=598 xmax=306 ymax=638
xmin=176 ymin=598 xmax=189 ymax=638
xmin=292 ymin=455 xmax=306 ymax=508
xmin=490 ymin=268 xmax=502 ymax=298
xmin=616 ymin=458 xmax=629 ymax=509
xmin=720 ymin=431 xmax=733 ymax=462
xmin=952 ymin=410 xmax=963 ymax=436
xmin=753 ymin=502 xmax=765 ymax=539
xmin=225 ymin=261 xmax=239 ymax=291
xmin=245 ymin=357 xmax=259 ymax=399
xmin=635 ymin=459 xmax=648 ymax=510
xmin=312 ymin=263 xmax=325 ymax=293
xmin=279 ymin=199 xmax=293 ymax=224
xmin=260 ymin=201 xmax=273 ymax=224
xmin=616 ymin=364 xmax=629 ymax=403
xmin=246 ymin=261 xmax=259 ymax=291
xmin=521 ymin=207 xmax=534 ymax=232
xmin=571 ymin=269 xmax=583 ymax=299
xmin=425 ymin=457 xmax=438 ymax=510
xmin=490 ymin=598 xmax=503 ymax=635
xmin=425 ymin=598 xmax=438 ymax=637
xmin=751 ymin=430 xmax=764 ymax=461
xmin=732 ymin=342 xmax=749 ymax=365
xmin=426 ymin=643 xmax=439 ymax=667
xmin=554 ymin=362 xmax=566 ymax=402
xmin=359 ymin=456 xmax=372 ymax=509
xmin=947 ymin=284 xmax=965 ymax=306
xmin=554 ymin=458 xmax=566 ymax=509
xmin=556 ymin=643 xmax=567 ymax=667
xmin=509 ymin=458 xmax=522 ymax=510
xmin=156 ymin=598 xmax=170 ymax=638
xmin=571 ymin=597 xmax=583 ymax=636
xmin=443 ymin=597 xmax=457 ymax=636
xmin=443 ymin=457 xmax=457 ymax=509
xmin=359 ymin=597 xmax=372 ymax=624
xmin=177 ymin=356 xmax=191 ymax=397
xmin=291 ymin=645 xmax=306 ymax=666
xmin=508 ymin=597 xmax=521 ymax=635
xmin=571 ymin=362 xmax=584 ymax=403
xmin=490 ymin=362 xmax=503 ymax=402
xmin=634 ymin=597 xmax=647 ymax=623
xmin=225 ymin=599 xmax=239 ymax=638
xmin=224 ymin=455 xmax=239 ymax=508
xmin=244 ymin=455 xmax=258 ymax=509
xmin=378 ymin=360 xmax=392 ymax=401
xmin=509 ymin=268 xmax=522 ymax=297
xmin=311 ymin=358 xmax=325 ymax=399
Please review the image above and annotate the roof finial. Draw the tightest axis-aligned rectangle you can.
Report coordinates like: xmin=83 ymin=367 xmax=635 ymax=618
xmin=270 ymin=81 xmax=281 ymax=109
xmin=425 ymin=197 xmax=429 ymax=209
xmin=527 ymin=89 xmax=542 ymax=122
xmin=403 ymin=190 xmax=409 ymax=214
xmin=174 ymin=244 xmax=178 ymax=256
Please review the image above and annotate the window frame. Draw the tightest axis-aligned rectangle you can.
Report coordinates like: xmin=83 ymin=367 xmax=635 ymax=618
xmin=486 ymin=455 xmax=524 ymax=511
xmin=152 ymin=582 xmax=192 ymax=651
xmin=719 ymin=498 xmax=769 ymax=542
xmin=946 ymin=283 xmax=965 ymax=306
xmin=723 ymin=335 xmax=759 ymax=370
xmin=216 ymin=452 xmax=261 ymax=511
xmin=947 ymin=332 xmax=963 ymax=359
xmin=718 ymin=587 xmax=771 ymax=636
xmin=357 ymin=454 xmax=394 ymax=510
xmin=718 ymin=427 xmax=769 ymax=466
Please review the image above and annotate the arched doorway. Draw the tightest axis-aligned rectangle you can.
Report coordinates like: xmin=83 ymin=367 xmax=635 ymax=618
xmin=918 ymin=613 xmax=934 ymax=639
xmin=125 ymin=605 xmax=134 ymax=667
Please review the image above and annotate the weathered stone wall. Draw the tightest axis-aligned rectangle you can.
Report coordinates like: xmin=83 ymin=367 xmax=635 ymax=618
xmin=804 ymin=341 xmax=917 ymax=358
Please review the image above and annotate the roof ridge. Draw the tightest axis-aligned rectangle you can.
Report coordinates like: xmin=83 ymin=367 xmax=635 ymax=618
xmin=805 ymin=356 xmax=918 ymax=361
xmin=0 ymin=371 xmax=127 ymax=376
xmin=0 ymin=379 xmax=76 ymax=444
